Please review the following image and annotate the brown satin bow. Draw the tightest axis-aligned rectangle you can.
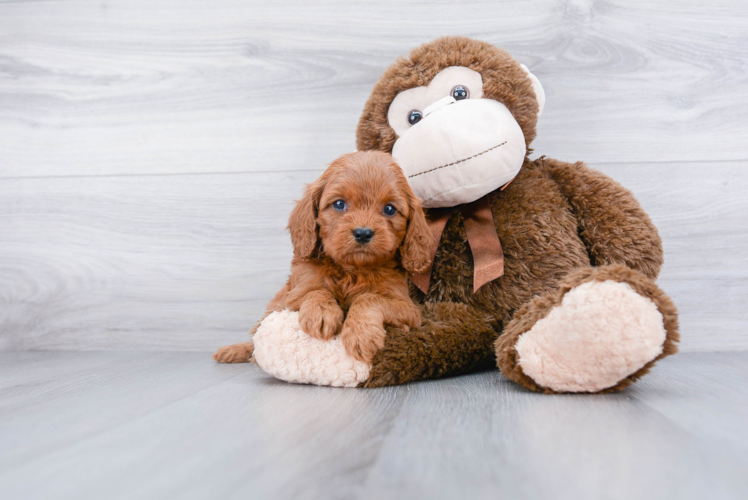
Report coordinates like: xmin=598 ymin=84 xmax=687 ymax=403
xmin=411 ymin=183 xmax=511 ymax=294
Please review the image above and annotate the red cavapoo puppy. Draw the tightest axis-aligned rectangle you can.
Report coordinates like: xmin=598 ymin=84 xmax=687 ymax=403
xmin=214 ymin=151 xmax=431 ymax=364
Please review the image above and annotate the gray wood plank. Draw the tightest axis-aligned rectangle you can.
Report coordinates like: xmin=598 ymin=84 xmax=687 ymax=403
xmin=0 ymin=0 xmax=747 ymax=178
xmin=0 ymin=352 xmax=406 ymax=500
xmin=630 ymin=352 xmax=748 ymax=457
xmin=0 ymin=168 xmax=317 ymax=351
xmin=0 ymin=351 xmax=247 ymax=467
xmin=0 ymin=351 xmax=746 ymax=500
xmin=360 ymin=369 xmax=747 ymax=500
xmin=1 ymin=162 xmax=746 ymax=352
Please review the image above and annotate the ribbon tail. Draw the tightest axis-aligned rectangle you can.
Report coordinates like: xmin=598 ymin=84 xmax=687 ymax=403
xmin=461 ymin=196 xmax=504 ymax=293
xmin=410 ymin=208 xmax=451 ymax=294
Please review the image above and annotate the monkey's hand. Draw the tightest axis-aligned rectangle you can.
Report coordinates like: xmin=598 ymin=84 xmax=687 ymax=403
xmin=365 ymin=302 xmax=498 ymax=387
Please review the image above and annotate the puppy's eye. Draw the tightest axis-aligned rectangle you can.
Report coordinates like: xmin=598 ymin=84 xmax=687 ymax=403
xmin=451 ymin=85 xmax=469 ymax=100
xmin=332 ymin=200 xmax=347 ymax=211
xmin=408 ymin=110 xmax=422 ymax=126
xmin=383 ymin=204 xmax=397 ymax=216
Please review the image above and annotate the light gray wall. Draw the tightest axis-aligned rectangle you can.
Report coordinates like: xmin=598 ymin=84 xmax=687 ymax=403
xmin=1 ymin=0 xmax=746 ymax=351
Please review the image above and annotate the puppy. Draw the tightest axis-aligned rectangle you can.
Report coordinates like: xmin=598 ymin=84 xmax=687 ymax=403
xmin=214 ymin=151 xmax=431 ymax=364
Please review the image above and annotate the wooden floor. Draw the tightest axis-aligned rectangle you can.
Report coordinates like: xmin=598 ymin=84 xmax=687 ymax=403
xmin=0 ymin=351 xmax=746 ymax=500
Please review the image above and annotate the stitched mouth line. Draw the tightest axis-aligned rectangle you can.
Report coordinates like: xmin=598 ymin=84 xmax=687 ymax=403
xmin=407 ymin=141 xmax=507 ymax=179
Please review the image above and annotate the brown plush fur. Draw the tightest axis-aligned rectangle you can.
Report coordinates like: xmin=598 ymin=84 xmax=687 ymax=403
xmin=357 ymin=37 xmax=541 ymax=157
xmin=356 ymin=37 xmax=679 ymax=391
xmin=495 ymin=264 xmax=679 ymax=393
xmin=214 ymin=151 xmax=431 ymax=364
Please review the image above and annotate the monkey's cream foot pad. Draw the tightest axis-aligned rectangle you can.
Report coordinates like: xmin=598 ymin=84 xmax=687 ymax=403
xmin=252 ymin=310 xmax=371 ymax=388
xmin=515 ymin=280 xmax=667 ymax=393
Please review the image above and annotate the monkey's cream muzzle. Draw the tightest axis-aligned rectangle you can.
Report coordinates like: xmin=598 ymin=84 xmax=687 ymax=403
xmin=392 ymin=97 xmax=526 ymax=208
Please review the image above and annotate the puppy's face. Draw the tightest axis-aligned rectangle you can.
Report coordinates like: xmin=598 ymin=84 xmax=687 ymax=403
xmin=317 ymin=157 xmax=409 ymax=267
xmin=288 ymin=151 xmax=431 ymax=273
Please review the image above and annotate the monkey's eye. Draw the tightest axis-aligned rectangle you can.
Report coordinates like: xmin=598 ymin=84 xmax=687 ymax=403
xmin=451 ymin=85 xmax=469 ymax=100
xmin=383 ymin=204 xmax=397 ymax=216
xmin=332 ymin=200 xmax=347 ymax=211
xmin=408 ymin=110 xmax=422 ymax=125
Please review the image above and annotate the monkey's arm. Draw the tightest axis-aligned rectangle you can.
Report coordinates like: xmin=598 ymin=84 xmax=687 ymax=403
xmin=541 ymin=158 xmax=663 ymax=280
xmin=364 ymin=301 xmax=499 ymax=387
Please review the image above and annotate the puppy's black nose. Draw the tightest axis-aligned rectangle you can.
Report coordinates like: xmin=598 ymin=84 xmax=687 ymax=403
xmin=353 ymin=227 xmax=374 ymax=244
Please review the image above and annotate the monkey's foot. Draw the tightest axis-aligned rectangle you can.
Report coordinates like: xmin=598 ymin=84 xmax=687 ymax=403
xmin=495 ymin=265 xmax=679 ymax=393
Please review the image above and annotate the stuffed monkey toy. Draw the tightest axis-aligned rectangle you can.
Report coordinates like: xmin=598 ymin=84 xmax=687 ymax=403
xmin=248 ymin=36 xmax=679 ymax=393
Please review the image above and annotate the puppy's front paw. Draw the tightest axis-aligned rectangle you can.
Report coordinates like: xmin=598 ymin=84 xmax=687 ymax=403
xmin=299 ymin=300 xmax=344 ymax=340
xmin=341 ymin=320 xmax=387 ymax=364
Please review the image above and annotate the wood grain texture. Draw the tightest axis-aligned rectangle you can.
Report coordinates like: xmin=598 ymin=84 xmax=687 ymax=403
xmin=0 ymin=351 xmax=248 ymax=466
xmin=0 ymin=1 xmax=746 ymax=352
xmin=1 ymin=4 xmax=745 ymax=497
xmin=0 ymin=352 xmax=406 ymax=500
xmin=0 ymin=168 xmax=317 ymax=351
xmin=361 ymin=356 xmax=748 ymax=500
xmin=0 ymin=351 xmax=746 ymax=499
xmin=0 ymin=0 xmax=747 ymax=178
xmin=631 ymin=352 xmax=748 ymax=458
xmin=1 ymin=161 xmax=746 ymax=351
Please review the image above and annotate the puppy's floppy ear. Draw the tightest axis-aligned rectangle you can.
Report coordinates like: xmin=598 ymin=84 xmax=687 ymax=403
xmin=288 ymin=176 xmax=327 ymax=260
xmin=400 ymin=191 xmax=432 ymax=274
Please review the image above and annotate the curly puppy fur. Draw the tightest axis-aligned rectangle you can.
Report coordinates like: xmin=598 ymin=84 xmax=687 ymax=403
xmin=214 ymin=151 xmax=431 ymax=364
xmin=356 ymin=36 xmax=678 ymax=391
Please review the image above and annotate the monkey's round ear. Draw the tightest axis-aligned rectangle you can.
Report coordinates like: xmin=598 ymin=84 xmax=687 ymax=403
xmin=520 ymin=64 xmax=545 ymax=117
xmin=287 ymin=178 xmax=325 ymax=260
